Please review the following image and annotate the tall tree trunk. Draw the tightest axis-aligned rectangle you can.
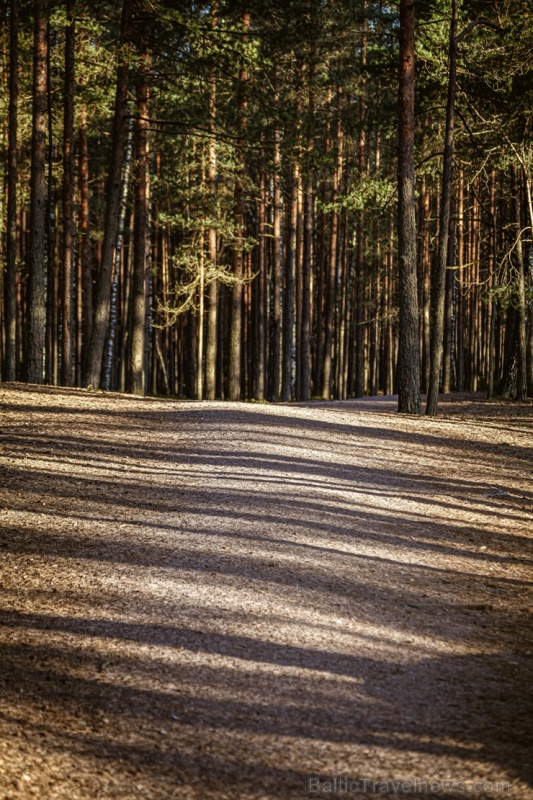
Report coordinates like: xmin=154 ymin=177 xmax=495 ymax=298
xmin=205 ymin=5 xmax=218 ymax=401
xmin=228 ymin=7 xmax=250 ymax=401
xmin=61 ymin=0 xmax=75 ymax=386
xmin=255 ymin=164 xmax=267 ymax=400
xmin=322 ymin=87 xmax=342 ymax=400
xmin=83 ymin=0 xmax=132 ymax=388
xmin=268 ymin=133 xmax=282 ymax=401
xmin=102 ymin=126 xmax=133 ymax=392
xmin=26 ymin=0 xmax=48 ymax=384
xmin=299 ymin=52 xmax=315 ymax=402
xmin=282 ymin=166 xmax=298 ymax=401
xmin=355 ymin=7 xmax=368 ymax=398
xmin=524 ymin=171 xmax=533 ymax=396
xmin=128 ymin=46 xmax=151 ymax=395
xmin=197 ymin=228 xmax=205 ymax=400
xmin=426 ymin=0 xmax=457 ymax=416
xmin=397 ymin=0 xmax=420 ymax=414
xmin=512 ymin=165 xmax=527 ymax=401
xmin=442 ymin=202 xmax=456 ymax=393
xmin=420 ymin=177 xmax=432 ymax=393
xmin=486 ymin=170 xmax=496 ymax=399
xmin=456 ymin=170 xmax=465 ymax=392
xmin=301 ymin=171 xmax=313 ymax=401
xmin=78 ymin=104 xmax=92 ymax=378
xmin=44 ymin=21 xmax=56 ymax=386
xmin=5 ymin=0 xmax=18 ymax=381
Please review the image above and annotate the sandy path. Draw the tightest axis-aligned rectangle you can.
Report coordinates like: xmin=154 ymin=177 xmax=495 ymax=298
xmin=0 ymin=385 xmax=532 ymax=800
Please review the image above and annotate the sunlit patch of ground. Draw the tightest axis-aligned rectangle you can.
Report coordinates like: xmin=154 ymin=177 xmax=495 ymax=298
xmin=0 ymin=384 xmax=532 ymax=799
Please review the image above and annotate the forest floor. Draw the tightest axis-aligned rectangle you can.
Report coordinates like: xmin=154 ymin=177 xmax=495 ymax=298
xmin=0 ymin=384 xmax=532 ymax=800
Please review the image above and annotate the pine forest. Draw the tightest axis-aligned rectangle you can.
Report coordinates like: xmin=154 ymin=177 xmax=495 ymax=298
xmin=1 ymin=0 xmax=532 ymax=412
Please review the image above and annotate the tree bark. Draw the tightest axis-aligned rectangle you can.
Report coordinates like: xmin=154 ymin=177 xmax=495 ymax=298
xmin=512 ymin=165 xmax=527 ymax=401
xmin=228 ymin=7 xmax=250 ymax=401
xmin=61 ymin=0 xmax=75 ymax=386
xmin=456 ymin=170 xmax=465 ymax=392
xmin=268 ymin=132 xmax=282 ymax=402
xmin=5 ymin=0 xmax=19 ymax=381
xmin=322 ymin=87 xmax=342 ymax=400
xmin=397 ymin=0 xmax=420 ymax=414
xmin=78 ymin=105 xmax=92 ymax=377
xmin=83 ymin=0 xmax=133 ymax=388
xmin=102 ymin=125 xmax=133 ymax=392
xmin=442 ymin=202 xmax=456 ymax=393
xmin=426 ymin=0 xmax=457 ymax=416
xmin=282 ymin=166 xmax=298 ymax=401
xmin=128 ymin=46 xmax=151 ymax=395
xmin=301 ymin=169 xmax=313 ymax=401
xmin=355 ymin=8 xmax=368 ymax=398
xmin=255 ymin=164 xmax=267 ymax=400
xmin=25 ymin=0 xmax=48 ymax=384
xmin=205 ymin=4 xmax=218 ymax=401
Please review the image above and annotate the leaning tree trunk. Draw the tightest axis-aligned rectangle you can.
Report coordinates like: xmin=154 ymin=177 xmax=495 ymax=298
xmin=397 ymin=0 xmax=421 ymax=414
xmin=26 ymin=0 xmax=48 ymax=384
xmin=5 ymin=0 xmax=19 ymax=381
xmin=83 ymin=0 xmax=133 ymax=388
xmin=426 ymin=0 xmax=457 ymax=416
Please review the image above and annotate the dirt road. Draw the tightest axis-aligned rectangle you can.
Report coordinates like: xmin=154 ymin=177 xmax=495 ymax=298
xmin=0 ymin=385 xmax=532 ymax=799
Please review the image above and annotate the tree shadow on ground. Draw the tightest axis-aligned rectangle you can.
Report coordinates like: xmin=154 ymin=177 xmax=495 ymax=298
xmin=0 ymin=615 xmax=531 ymax=797
xmin=1 ymin=388 xmax=532 ymax=798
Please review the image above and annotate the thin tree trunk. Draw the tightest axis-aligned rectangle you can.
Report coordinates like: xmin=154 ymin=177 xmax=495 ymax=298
xmin=524 ymin=173 xmax=533 ymax=396
xmin=456 ymin=170 xmax=465 ymax=392
xmin=5 ymin=0 xmax=18 ymax=381
xmin=61 ymin=0 xmax=75 ymax=386
xmin=83 ymin=0 xmax=132 ymax=388
xmin=129 ymin=46 xmax=151 ymax=395
xmin=78 ymin=105 xmax=92 ymax=378
xmin=322 ymin=87 xmax=342 ymax=400
xmin=355 ymin=9 xmax=368 ymax=398
xmin=268 ymin=133 xmax=282 ymax=401
xmin=26 ymin=0 xmax=48 ymax=384
xmin=420 ymin=177 xmax=431 ymax=392
xmin=512 ymin=165 xmax=527 ymax=401
xmin=206 ymin=241 xmax=218 ymax=400
xmin=486 ymin=170 xmax=496 ymax=399
xmin=426 ymin=0 xmax=457 ymax=416
xmin=282 ymin=165 xmax=298 ymax=401
xmin=299 ymin=52 xmax=315 ymax=402
xmin=44 ymin=21 xmax=56 ymax=386
xmin=255 ymin=164 xmax=267 ymax=400
xmin=102 ymin=125 xmax=133 ymax=392
xmin=397 ymin=0 xmax=420 ymax=414
xmin=228 ymin=7 xmax=250 ymax=401
xmin=197 ymin=228 xmax=205 ymax=400
xmin=301 ymin=170 xmax=313 ymax=401
xmin=442 ymin=202 xmax=456 ymax=393
xmin=205 ymin=5 xmax=218 ymax=401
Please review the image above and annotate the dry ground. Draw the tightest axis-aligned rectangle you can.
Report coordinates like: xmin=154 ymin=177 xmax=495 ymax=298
xmin=0 ymin=384 xmax=532 ymax=800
